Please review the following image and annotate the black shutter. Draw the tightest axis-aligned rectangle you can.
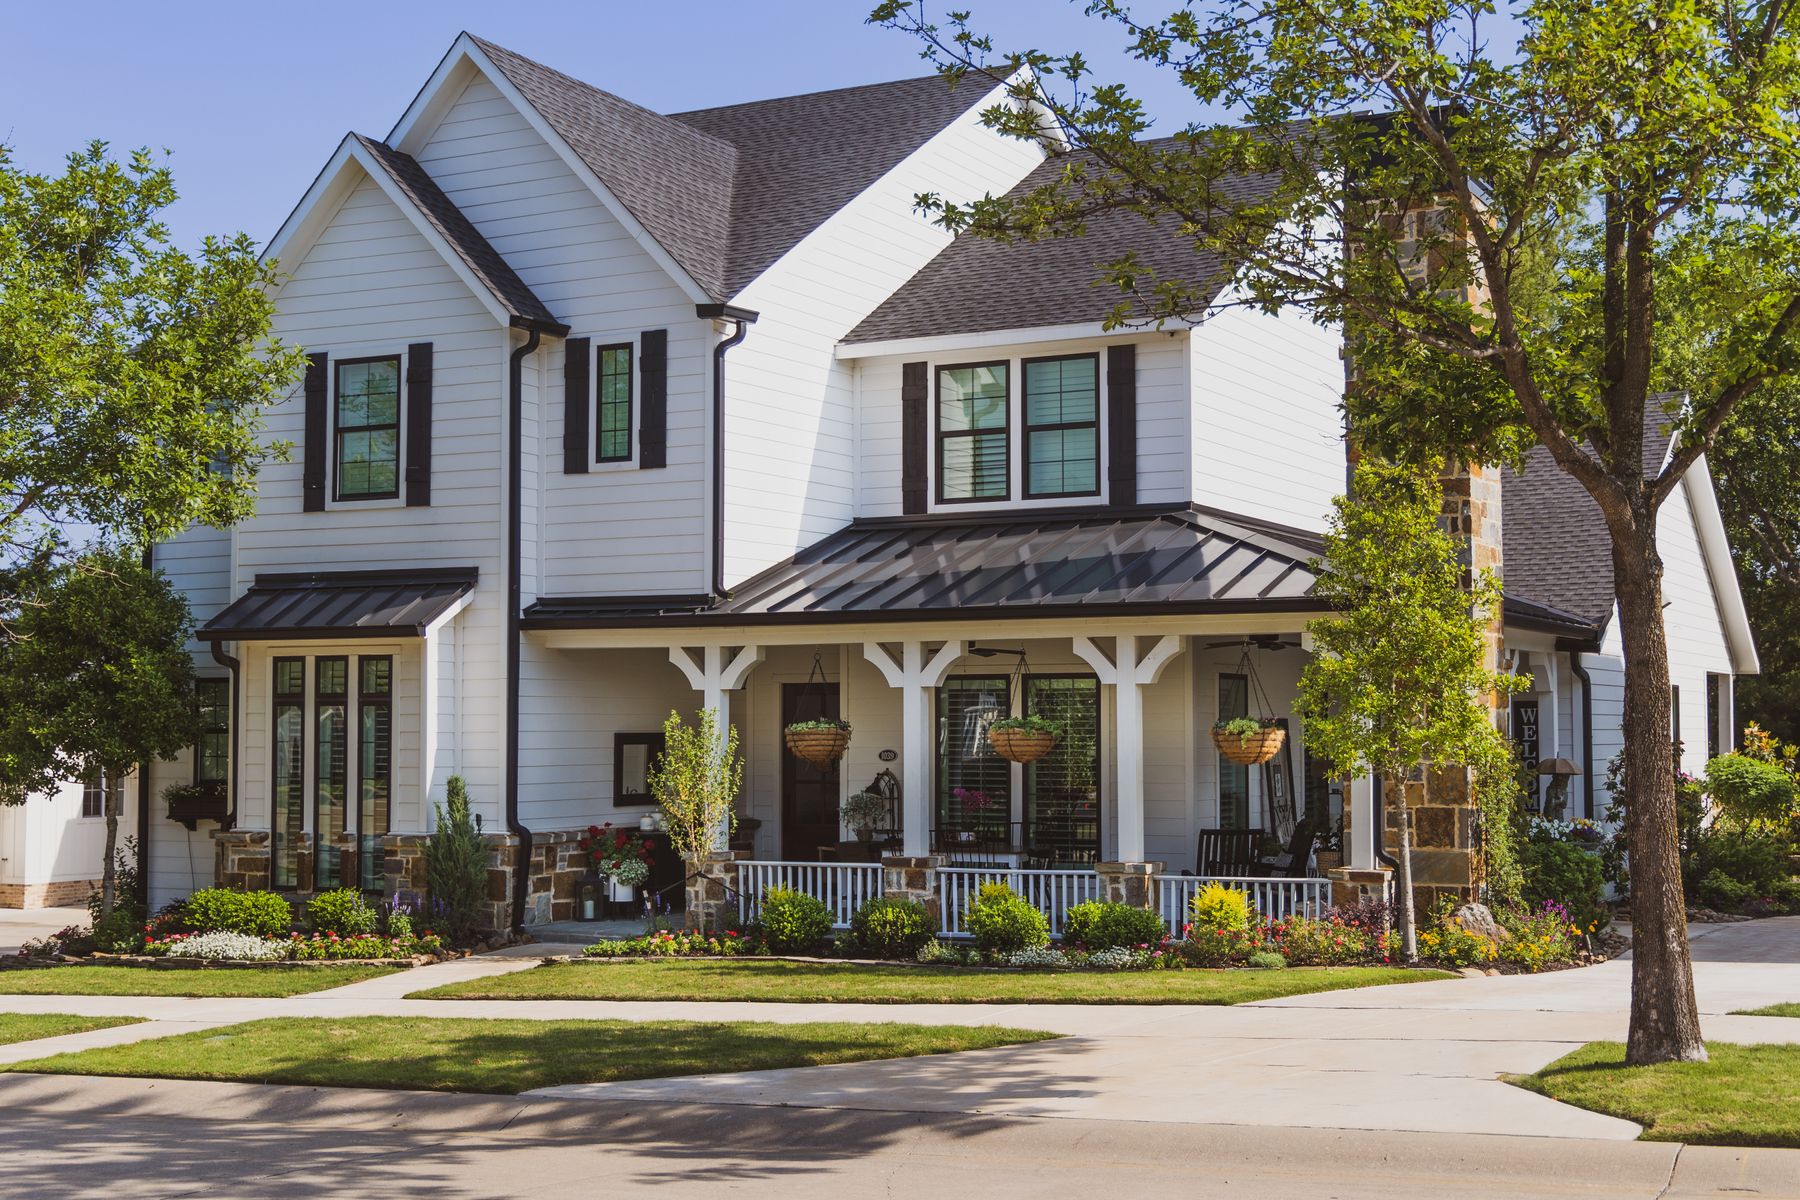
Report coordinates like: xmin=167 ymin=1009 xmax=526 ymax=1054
xmin=639 ymin=329 xmax=667 ymax=469
xmin=563 ymin=336 xmax=591 ymax=475
xmin=303 ymin=352 xmax=328 ymax=512
xmin=404 ymin=342 xmax=433 ymax=506
xmin=1106 ymin=344 xmax=1137 ymax=507
xmin=901 ymin=361 xmax=928 ymax=514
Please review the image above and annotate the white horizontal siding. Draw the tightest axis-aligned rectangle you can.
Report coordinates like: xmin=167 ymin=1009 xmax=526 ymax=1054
xmin=1660 ymin=477 xmax=1735 ymax=775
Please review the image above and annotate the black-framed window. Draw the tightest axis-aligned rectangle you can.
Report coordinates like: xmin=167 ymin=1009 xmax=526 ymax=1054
xmin=1671 ymin=684 xmax=1682 ymax=748
xmin=357 ymin=656 xmax=392 ymax=891
xmin=195 ymin=678 xmax=230 ymax=787
xmin=936 ymin=675 xmax=1012 ymax=835
xmin=614 ymin=731 xmax=665 ymax=806
xmin=334 ymin=356 xmax=401 ymax=500
xmin=1024 ymin=676 xmax=1101 ymax=863
xmin=1218 ymin=673 xmax=1251 ymax=830
xmin=1022 ymin=354 xmax=1100 ymax=499
xmin=596 ymin=343 xmax=633 ymax=463
xmin=314 ymin=657 xmax=349 ymax=890
xmin=936 ymin=362 xmax=1009 ymax=502
xmin=272 ymin=657 xmax=306 ymax=889
xmin=80 ymin=776 xmax=113 ymax=820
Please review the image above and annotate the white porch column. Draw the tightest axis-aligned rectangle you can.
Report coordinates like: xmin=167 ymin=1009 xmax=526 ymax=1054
xmin=1543 ymin=652 xmax=1562 ymax=760
xmin=1074 ymin=634 xmax=1185 ymax=862
xmin=862 ymin=639 xmax=964 ymax=856
xmin=669 ymin=644 xmax=764 ymax=850
xmin=1347 ymin=775 xmax=1378 ymax=870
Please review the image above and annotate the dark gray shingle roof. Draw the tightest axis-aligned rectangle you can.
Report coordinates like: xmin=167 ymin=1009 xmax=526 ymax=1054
xmin=353 ymin=135 xmax=563 ymax=331
xmin=201 ymin=569 xmax=478 ymax=641
xmin=1502 ymin=396 xmax=1682 ymax=627
xmin=844 ymin=147 xmax=1282 ymax=344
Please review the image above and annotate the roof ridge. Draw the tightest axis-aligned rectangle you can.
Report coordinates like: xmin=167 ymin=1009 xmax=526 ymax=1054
xmin=668 ymin=72 xmax=961 ymax=118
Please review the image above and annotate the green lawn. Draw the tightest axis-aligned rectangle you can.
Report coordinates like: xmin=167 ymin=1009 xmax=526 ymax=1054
xmin=1732 ymin=1003 xmax=1800 ymax=1018
xmin=0 ymin=965 xmax=398 ymax=998
xmin=410 ymin=960 xmax=1448 ymax=1004
xmin=1511 ymin=1041 xmax=1800 ymax=1147
xmin=0 ymin=1013 xmax=143 ymax=1046
xmin=3 ymin=1016 xmax=1057 ymax=1094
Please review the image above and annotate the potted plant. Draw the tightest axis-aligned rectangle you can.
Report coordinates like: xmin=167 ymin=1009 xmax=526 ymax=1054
xmin=841 ymin=790 xmax=888 ymax=842
xmin=163 ymin=779 xmax=228 ymax=831
xmin=952 ymin=787 xmax=1000 ymax=837
xmin=579 ymin=822 xmax=654 ymax=902
xmin=785 ymin=717 xmax=852 ymax=767
xmin=1211 ymin=716 xmax=1286 ymax=765
xmin=987 ymin=714 xmax=1060 ymax=763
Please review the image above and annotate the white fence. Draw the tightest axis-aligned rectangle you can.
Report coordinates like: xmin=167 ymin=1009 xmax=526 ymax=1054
xmin=735 ymin=861 xmax=883 ymax=929
xmin=937 ymin=867 xmax=1105 ymax=937
xmin=1156 ymin=875 xmax=1330 ymax=932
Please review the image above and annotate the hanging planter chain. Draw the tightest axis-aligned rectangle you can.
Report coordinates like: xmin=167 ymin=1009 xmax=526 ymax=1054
xmin=1212 ymin=642 xmax=1287 ymax=766
xmin=988 ymin=646 xmax=1059 ymax=764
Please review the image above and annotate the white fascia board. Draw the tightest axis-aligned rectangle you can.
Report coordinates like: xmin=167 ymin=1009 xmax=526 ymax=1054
xmin=261 ymin=134 xmax=364 ymax=274
xmin=387 ymin=34 xmax=715 ymax=307
xmin=1682 ymin=455 xmax=1760 ymax=675
xmin=835 ymin=321 xmax=1159 ymax=360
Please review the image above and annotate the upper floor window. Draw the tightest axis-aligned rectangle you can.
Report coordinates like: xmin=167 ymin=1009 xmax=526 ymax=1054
xmin=1022 ymin=354 xmax=1099 ymax=499
xmin=195 ymin=678 xmax=230 ymax=787
xmin=937 ymin=362 xmax=1009 ymax=503
xmin=335 ymin=356 xmax=401 ymax=501
xmin=597 ymin=343 xmax=633 ymax=463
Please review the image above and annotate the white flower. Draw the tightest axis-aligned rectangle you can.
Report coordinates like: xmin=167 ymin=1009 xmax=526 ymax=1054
xmin=165 ymin=931 xmax=288 ymax=961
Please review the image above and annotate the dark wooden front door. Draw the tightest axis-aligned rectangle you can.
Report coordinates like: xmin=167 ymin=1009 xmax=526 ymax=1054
xmin=782 ymin=682 xmax=840 ymax=860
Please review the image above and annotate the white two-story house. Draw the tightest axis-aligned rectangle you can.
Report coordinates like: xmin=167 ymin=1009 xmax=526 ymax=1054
xmin=103 ymin=33 xmax=1755 ymax=930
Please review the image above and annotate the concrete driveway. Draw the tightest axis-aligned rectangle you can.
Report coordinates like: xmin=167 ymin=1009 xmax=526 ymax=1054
xmin=0 ymin=905 xmax=86 ymax=955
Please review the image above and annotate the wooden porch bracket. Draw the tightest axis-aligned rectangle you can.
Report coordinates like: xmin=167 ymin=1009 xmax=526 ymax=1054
xmin=1073 ymin=634 xmax=1186 ymax=862
xmin=669 ymin=644 xmax=764 ymax=849
xmin=862 ymin=639 xmax=964 ymax=857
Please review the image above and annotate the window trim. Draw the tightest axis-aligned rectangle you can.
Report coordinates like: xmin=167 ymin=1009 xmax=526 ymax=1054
xmin=1020 ymin=352 xmax=1102 ymax=500
xmin=594 ymin=341 xmax=635 ymax=465
xmin=332 ymin=354 xmax=403 ymax=503
xmin=934 ymin=360 xmax=1012 ymax=505
xmin=271 ymin=656 xmax=307 ymax=890
xmin=80 ymin=776 xmax=109 ymax=820
xmin=193 ymin=677 xmax=231 ymax=788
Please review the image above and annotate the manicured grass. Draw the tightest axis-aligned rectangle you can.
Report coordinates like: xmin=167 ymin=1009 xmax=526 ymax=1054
xmin=0 ymin=965 xmax=398 ymax=998
xmin=0 ymin=1013 xmax=143 ymax=1046
xmin=3 ymin=1016 xmax=1057 ymax=1094
xmin=1732 ymin=1003 xmax=1800 ymax=1018
xmin=409 ymin=960 xmax=1449 ymax=1004
xmin=1511 ymin=1041 xmax=1800 ymax=1147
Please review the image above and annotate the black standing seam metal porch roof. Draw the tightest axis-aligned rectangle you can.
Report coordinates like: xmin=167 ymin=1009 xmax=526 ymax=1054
xmin=200 ymin=568 xmax=478 ymax=641
xmin=522 ymin=506 xmax=1330 ymax=629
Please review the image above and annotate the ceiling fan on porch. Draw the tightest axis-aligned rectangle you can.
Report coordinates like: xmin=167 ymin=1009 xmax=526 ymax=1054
xmin=1202 ymin=635 xmax=1301 ymax=652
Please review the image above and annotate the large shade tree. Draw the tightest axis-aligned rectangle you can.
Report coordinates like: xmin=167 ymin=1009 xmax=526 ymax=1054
xmin=873 ymin=0 xmax=1800 ymax=1063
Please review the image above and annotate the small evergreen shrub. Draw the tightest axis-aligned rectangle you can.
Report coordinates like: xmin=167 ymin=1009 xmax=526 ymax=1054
xmin=964 ymin=883 xmax=1049 ymax=955
xmin=1062 ymin=900 xmax=1165 ymax=950
xmin=425 ymin=775 xmax=491 ymax=942
xmin=849 ymin=897 xmax=933 ymax=958
xmin=182 ymin=887 xmax=293 ymax=938
xmin=1246 ymin=950 xmax=1288 ymax=970
xmin=307 ymin=887 xmax=377 ymax=935
xmin=1519 ymin=833 xmax=1608 ymax=932
xmin=1189 ymin=881 xmax=1252 ymax=933
xmin=758 ymin=886 xmax=834 ymax=953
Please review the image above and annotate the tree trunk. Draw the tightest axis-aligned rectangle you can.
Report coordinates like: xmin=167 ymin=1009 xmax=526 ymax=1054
xmin=99 ymin=777 xmax=119 ymax=921
xmin=1613 ymin=525 xmax=1707 ymax=1064
xmin=1387 ymin=773 xmax=1418 ymax=962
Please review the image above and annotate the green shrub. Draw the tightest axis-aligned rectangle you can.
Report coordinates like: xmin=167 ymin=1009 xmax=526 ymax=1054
xmin=1495 ymin=904 xmax=1582 ymax=972
xmin=307 ymin=887 xmax=377 ymax=935
xmin=89 ymin=906 xmax=143 ymax=953
xmin=1062 ymin=900 xmax=1165 ymax=950
xmin=1246 ymin=950 xmax=1288 ymax=969
xmin=182 ymin=887 xmax=293 ymax=938
xmin=1519 ymin=833 xmax=1608 ymax=932
xmin=1688 ymin=829 xmax=1792 ymax=912
xmin=425 ymin=775 xmax=491 ymax=942
xmin=1705 ymin=754 xmax=1798 ymax=825
xmin=1267 ymin=915 xmax=1373 ymax=966
xmin=1189 ymin=881 xmax=1252 ymax=933
xmin=849 ymin=897 xmax=932 ymax=958
xmin=385 ymin=909 xmax=414 ymax=939
xmin=964 ymin=884 xmax=1049 ymax=955
xmin=758 ymin=886 xmax=834 ymax=953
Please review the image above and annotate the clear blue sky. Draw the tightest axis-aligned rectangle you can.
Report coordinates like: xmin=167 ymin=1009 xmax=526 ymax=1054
xmin=1 ymin=1 xmax=1197 ymax=250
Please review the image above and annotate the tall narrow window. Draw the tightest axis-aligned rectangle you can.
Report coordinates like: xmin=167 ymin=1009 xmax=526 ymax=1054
xmin=1218 ymin=673 xmax=1250 ymax=830
xmin=334 ymin=356 xmax=401 ymax=500
xmin=358 ymin=656 xmax=392 ymax=892
xmin=194 ymin=678 xmax=230 ymax=790
xmin=1671 ymin=684 xmax=1682 ymax=749
xmin=936 ymin=363 xmax=1009 ymax=502
xmin=272 ymin=658 xmax=306 ymax=889
xmin=1025 ymin=676 xmax=1101 ymax=864
xmin=1706 ymin=673 xmax=1725 ymax=759
xmin=596 ymin=343 xmax=633 ymax=463
xmin=314 ymin=656 xmax=348 ymax=889
xmin=1022 ymin=355 xmax=1100 ymax=499
xmin=81 ymin=776 xmax=108 ymax=819
xmin=936 ymin=676 xmax=1011 ymax=840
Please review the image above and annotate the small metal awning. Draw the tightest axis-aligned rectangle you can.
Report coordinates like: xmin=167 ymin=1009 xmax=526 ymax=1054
xmin=201 ymin=567 xmax=478 ymax=642
xmin=523 ymin=505 xmax=1327 ymax=630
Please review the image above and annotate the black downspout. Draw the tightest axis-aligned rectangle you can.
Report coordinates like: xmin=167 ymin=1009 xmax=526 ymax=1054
xmin=1570 ymin=652 xmax=1595 ymax=819
xmin=695 ymin=304 xmax=757 ymax=601
xmin=209 ymin=643 xmax=242 ymax=832
xmin=506 ymin=329 xmax=542 ymax=933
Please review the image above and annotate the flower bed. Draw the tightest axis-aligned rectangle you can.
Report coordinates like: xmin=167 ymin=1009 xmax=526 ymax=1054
xmin=141 ymin=930 xmax=445 ymax=962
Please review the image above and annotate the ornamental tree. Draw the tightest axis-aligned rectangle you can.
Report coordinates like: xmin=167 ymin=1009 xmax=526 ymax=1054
xmin=873 ymin=0 xmax=1800 ymax=1065
xmin=647 ymin=708 xmax=745 ymax=866
xmin=0 ymin=551 xmax=198 ymax=918
xmin=1297 ymin=459 xmax=1524 ymax=959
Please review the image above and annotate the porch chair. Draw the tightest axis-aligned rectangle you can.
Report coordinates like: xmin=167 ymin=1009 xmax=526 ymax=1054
xmin=1194 ymin=828 xmax=1266 ymax=877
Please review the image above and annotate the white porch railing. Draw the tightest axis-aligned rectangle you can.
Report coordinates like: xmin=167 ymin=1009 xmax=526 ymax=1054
xmin=937 ymin=867 xmax=1105 ymax=937
xmin=1156 ymin=875 xmax=1330 ymax=932
xmin=735 ymin=861 xmax=883 ymax=930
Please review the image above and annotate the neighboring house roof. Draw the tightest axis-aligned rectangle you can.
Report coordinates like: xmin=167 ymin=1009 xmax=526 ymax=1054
xmin=522 ymin=505 xmax=1326 ymax=629
xmin=200 ymin=569 xmax=478 ymax=642
xmin=468 ymin=36 xmax=993 ymax=301
xmin=843 ymin=146 xmax=1280 ymax=345
xmin=350 ymin=135 xmax=562 ymax=332
xmin=1502 ymin=395 xmax=1681 ymax=629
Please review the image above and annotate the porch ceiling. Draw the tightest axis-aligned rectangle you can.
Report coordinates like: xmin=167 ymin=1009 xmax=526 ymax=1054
xmin=523 ymin=504 xmax=1329 ymax=630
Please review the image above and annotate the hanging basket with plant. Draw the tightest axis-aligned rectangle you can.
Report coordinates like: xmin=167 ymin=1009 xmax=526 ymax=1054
xmin=987 ymin=714 xmax=1061 ymax=764
xmin=785 ymin=718 xmax=851 ymax=768
xmin=1211 ymin=717 xmax=1286 ymax=765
